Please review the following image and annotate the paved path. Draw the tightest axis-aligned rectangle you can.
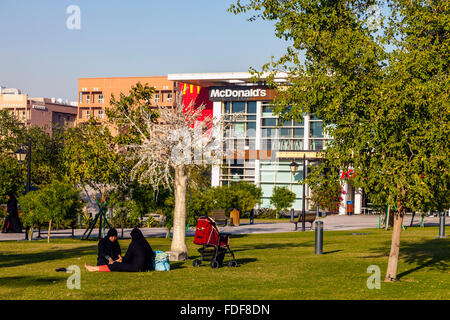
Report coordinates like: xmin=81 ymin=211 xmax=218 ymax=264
xmin=0 ymin=214 xmax=447 ymax=241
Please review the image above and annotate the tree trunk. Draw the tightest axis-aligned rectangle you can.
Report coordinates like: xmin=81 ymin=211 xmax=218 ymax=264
xmin=384 ymin=209 xmax=404 ymax=281
xmin=28 ymin=227 xmax=34 ymax=241
xmin=47 ymin=219 xmax=52 ymax=243
xmin=170 ymin=164 xmax=189 ymax=261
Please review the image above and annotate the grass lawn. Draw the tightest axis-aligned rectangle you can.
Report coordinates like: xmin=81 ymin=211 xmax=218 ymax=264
xmin=0 ymin=227 xmax=448 ymax=300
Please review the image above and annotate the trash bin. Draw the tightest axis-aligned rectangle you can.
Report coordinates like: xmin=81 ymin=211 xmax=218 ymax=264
xmin=230 ymin=209 xmax=240 ymax=226
xmin=346 ymin=201 xmax=354 ymax=215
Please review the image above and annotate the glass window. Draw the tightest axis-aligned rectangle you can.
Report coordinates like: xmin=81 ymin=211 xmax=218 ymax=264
xmin=247 ymin=115 xmax=256 ymax=120
xmin=225 ymin=102 xmax=231 ymax=114
xmin=261 ymin=169 xmax=275 ymax=182
xmin=86 ymin=94 xmax=90 ymax=104
xmin=232 ymin=101 xmax=245 ymax=113
xmin=277 ymin=171 xmax=292 ymax=183
xmin=294 ymin=128 xmax=304 ymax=137
xmin=247 ymin=122 xmax=256 ymax=137
xmin=294 ymin=120 xmax=303 ymax=127
xmin=310 ymin=122 xmax=324 ymax=138
xmin=279 ymin=120 xmax=292 ymax=127
xmin=167 ymin=93 xmax=173 ymax=102
xmin=262 ymin=128 xmax=274 ymax=138
xmin=98 ymin=94 xmax=104 ymax=104
xmin=262 ymin=106 xmax=273 ymax=113
xmin=233 ymin=123 xmax=245 ymax=137
xmin=311 ymin=140 xmax=324 ymax=150
xmin=247 ymin=101 xmax=256 ymax=114
xmin=262 ymin=118 xmax=276 ymax=127
xmin=261 ymin=183 xmax=274 ymax=198
xmin=279 ymin=128 xmax=291 ymax=137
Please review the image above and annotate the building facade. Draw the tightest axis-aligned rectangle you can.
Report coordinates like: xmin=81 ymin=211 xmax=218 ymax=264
xmin=0 ymin=88 xmax=78 ymax=133
xmin=77 ymin=76 xmax=177 ymax=126
xmin=169 ymin=72 xmax=363 ymax=214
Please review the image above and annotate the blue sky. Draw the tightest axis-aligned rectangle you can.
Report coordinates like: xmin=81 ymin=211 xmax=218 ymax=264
xmin=0 ymin=0 xmax=287 ymax=101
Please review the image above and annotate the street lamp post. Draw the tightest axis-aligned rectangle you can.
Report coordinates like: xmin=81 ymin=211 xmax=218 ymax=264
xmin=15 ymin=137 xmax=32 ymax=239
xmin=301 ymin=154 xmax=306 ymax=231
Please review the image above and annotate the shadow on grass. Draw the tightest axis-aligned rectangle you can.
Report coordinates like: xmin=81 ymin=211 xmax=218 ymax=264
xmin=0 ymin=276 xmax=65 ymax=287
xmin=170 ymin=262 xmax=187 ymax=270
xmin=231 ymin=241 xmax=314 ymax=253
xmin=323 ymin=250 xmax=343 ymax=255
xmin=370 ymin=238 xmax=449 ymax=280
xmin=0 ymin=245 xmax=97 ymax=268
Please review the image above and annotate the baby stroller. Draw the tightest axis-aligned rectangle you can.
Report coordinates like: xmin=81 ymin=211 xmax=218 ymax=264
xmin=193 ymin=216 xmax=238 ymax=268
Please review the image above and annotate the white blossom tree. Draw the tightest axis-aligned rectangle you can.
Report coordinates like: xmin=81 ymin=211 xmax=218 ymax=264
xmin=120 ymin=91 xmax=228 ymax=261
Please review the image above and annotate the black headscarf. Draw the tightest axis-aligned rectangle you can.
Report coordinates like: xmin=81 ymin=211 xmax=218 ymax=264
xmin=106 ymin=228 xmax=118 ymax=238
xmin=6 ymin=193 xmax=18 ymax=215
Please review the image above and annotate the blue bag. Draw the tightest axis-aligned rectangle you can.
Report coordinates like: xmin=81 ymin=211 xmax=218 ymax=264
xmin=153 ymin=250 xmax=170 ymax=271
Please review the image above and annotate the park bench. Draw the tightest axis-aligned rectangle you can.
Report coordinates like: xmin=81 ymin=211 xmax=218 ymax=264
xmin=291 ymin=212 xmax=317 ymax=231
xmin=209 ymin=209 xmax=230 ymax=226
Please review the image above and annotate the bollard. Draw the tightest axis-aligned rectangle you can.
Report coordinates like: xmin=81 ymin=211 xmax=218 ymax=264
xmin=250 ymin=209 xmax=254 ymax=225
xmin=290 ymin=208 xmax=295 ymax=222
xmin=439 ymin=212 xmax=446 ymax=238
xmin=315 ymin=221 xmax=323 ymax=255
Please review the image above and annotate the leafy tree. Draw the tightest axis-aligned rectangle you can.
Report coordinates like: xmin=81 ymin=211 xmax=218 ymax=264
xmin=270 ymin=186 xmax=296 ymax=218
xmin=0 ymin=155 xmax=25 ymax=203
xmin=212 ymin=182 xmax=263 ymax=215
xmin=230 ymin=0 xmax=449 ymax=281
xmin=62 ymin=118 xmax=128 ymax=205
xmin=307 ymin=164 xmax=344 ymax=214
xmin=0 ymin=109 xmax=26 ymax=154
xmin=19 ymin=180 xmax=83 ymax=242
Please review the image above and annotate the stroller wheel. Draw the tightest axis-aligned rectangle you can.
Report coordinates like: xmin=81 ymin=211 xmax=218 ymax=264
xmin=193 ymin=259 xmax=201 ymax=267
xmin=210 ymin=259 xmax=220 ymax=269
xmin=227 ymin=260 xmax=238 ymax=268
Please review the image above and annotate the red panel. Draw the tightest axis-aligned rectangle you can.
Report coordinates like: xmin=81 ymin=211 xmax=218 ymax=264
xmin=180 ymin=83 xmax=213 ymax=121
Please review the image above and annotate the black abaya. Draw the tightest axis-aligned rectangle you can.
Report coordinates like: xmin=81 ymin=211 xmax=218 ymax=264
xmin=97 ymin=237 xmax=122 ymax=266
xmin=108 ymin=228 xmax=154 ymax=272
xmin=3 ymin=194 xmax=22 ymax=233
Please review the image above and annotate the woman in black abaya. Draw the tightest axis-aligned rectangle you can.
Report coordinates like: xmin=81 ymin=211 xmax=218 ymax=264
xmin=2 ymin=193 xmax=22 ymax=233
xmin=85 ymin=228 xmax=154 ymax=272
xmin=97 ymin=228 xmax=122 ymax=266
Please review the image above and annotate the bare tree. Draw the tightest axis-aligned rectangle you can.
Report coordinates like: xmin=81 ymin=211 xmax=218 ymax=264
xmin=120 ymin=91 xmax=227 ymax=261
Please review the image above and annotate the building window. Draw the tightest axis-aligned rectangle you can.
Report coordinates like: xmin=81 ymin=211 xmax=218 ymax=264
xmin=21 ymin=111 xmax=26 ymax=121
xmin=155 ymin=93 xmax=160 ymax=103
xmin=167 ymin=93 xmax=173 ymax=103
xmin=79 ymin=93 xmax=83 ymax=104
xmin=98 ymin=94 xmax=104 ymax=104
xmin=97 ymin=110 xmax=104 ymax=119
xmin=86 ymin=94 xmax=90 ymax=104
xmin=85 ymin=110 xmax=90 ymax=118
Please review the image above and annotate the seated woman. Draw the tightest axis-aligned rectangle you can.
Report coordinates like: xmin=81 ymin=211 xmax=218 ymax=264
xmin=85 ymin=228 xmax=154 ymax=272
xmin=97 ymin=228 xmax=122 ymax=266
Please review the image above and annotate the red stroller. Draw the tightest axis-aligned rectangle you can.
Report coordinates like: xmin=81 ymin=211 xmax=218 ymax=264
xmin=193 ymin=216 xmax=238 ymax=268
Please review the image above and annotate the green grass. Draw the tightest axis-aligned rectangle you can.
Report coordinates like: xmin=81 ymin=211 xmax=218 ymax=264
xmin=0 ymin=227 xmax=448 ymax=300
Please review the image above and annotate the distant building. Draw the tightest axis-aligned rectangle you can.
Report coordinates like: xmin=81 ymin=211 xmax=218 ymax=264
xmin=0 ymin=88 xmax=78 ymax=134
xmin=77 ymin=76 xmax=177 ymax=129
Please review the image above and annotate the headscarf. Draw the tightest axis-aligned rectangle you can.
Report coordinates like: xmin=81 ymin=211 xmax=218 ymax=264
xmin=130 ymin=228 xmax=144 ymax=241
xmin=130 ymin=228 xmax=154 ymax=271
xmin=106 ymin=228 xmax=118 ymax=238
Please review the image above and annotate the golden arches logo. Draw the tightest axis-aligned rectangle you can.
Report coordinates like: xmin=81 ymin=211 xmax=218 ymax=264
xmin=182 ymin=83 xmax=201 ymax=95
